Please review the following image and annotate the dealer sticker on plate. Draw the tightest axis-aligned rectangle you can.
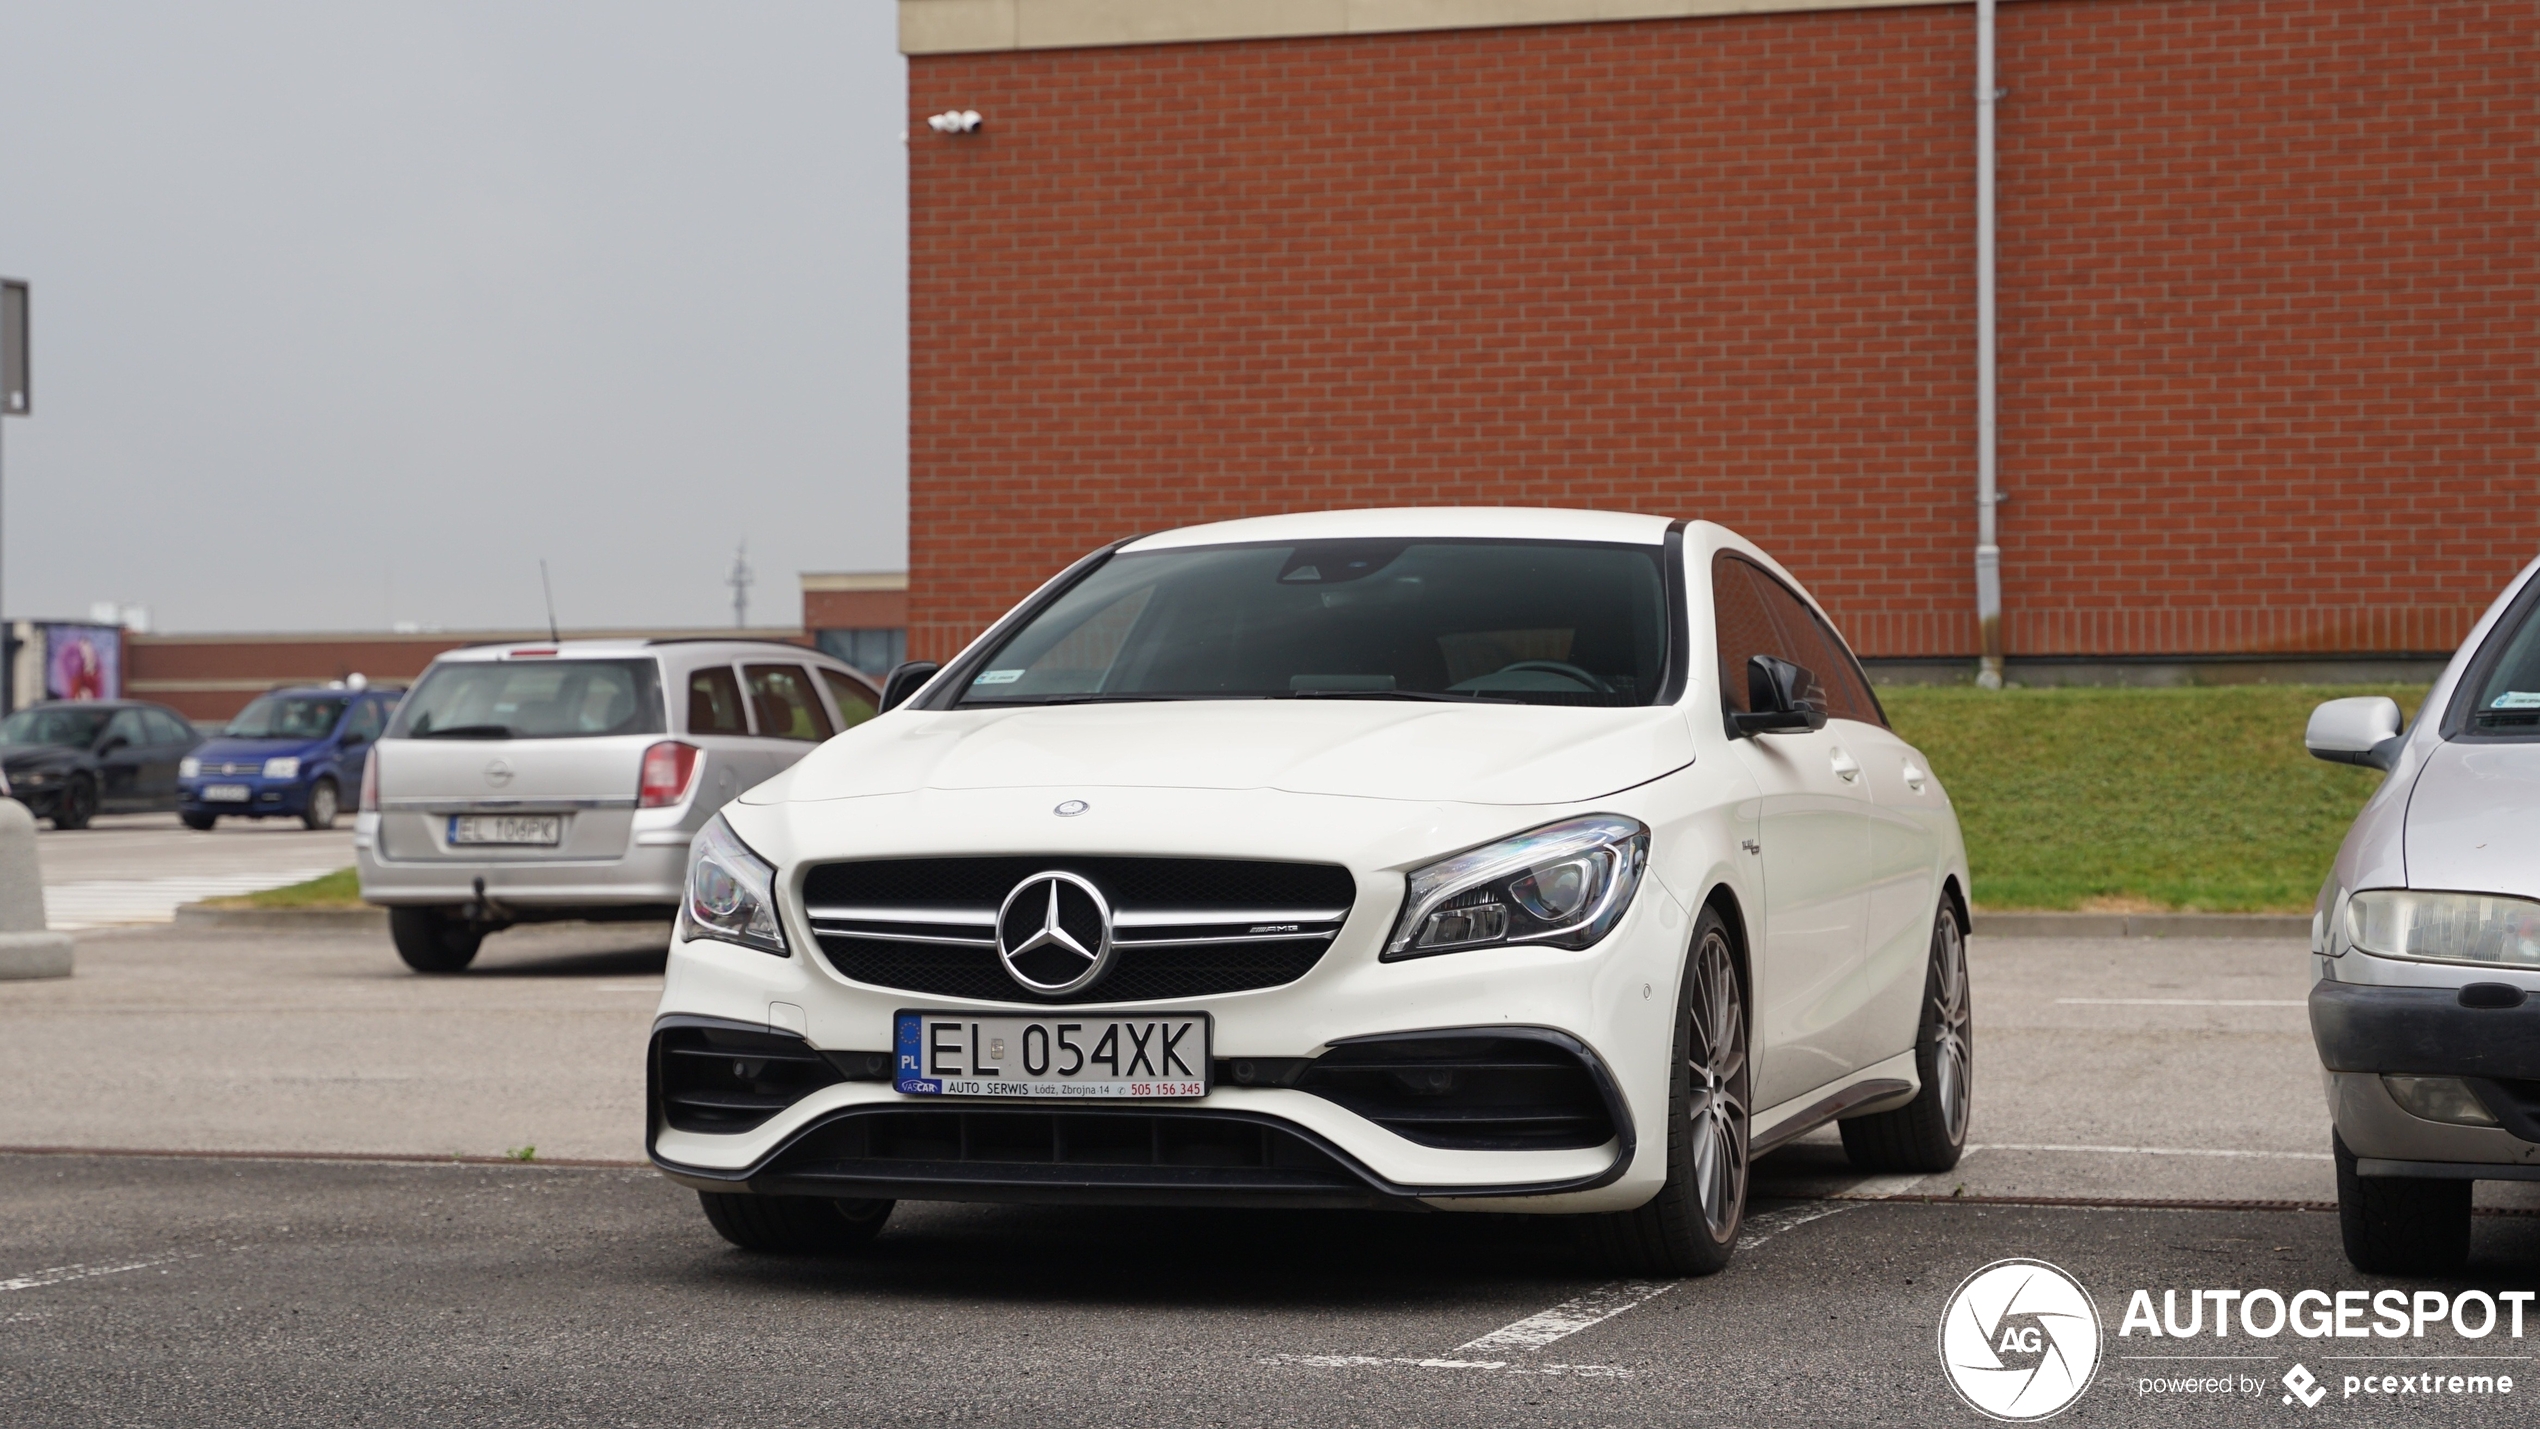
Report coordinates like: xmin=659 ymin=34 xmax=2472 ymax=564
xmin=894 ymin=1011 xmax=1208 ymax=1099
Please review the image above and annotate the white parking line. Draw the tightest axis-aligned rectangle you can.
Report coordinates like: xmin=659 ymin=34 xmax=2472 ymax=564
xmin=1259 ymin=1355 xmax=1630 ymax=1377
xmin=0 ymin=1252 xmax=198 ymax=1293
xmin=2055 ymin=998 xmax=2305 ymax=1007
xmin=43 ymin=870 xmax=343 ymax=930
xmin=1970 ymin=1142 xmax=2331 ymax=1161
xmin=1456 ymin=1280 xmax=1678 ymax=1355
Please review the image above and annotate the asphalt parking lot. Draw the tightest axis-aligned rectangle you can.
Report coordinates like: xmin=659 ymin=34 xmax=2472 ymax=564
xmin=7 ymin=888 xmax=2540 ymax=1423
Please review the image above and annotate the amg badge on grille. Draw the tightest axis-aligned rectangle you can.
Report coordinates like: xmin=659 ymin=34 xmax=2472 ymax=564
xmin=995 ymin=871 xmax=1114 ymax=994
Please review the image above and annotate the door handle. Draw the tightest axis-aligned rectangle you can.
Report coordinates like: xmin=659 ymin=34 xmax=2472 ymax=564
xmin=1829 ymin=747 xmax=1861 ymax=783
xmin=1902 ymin=761 xmax=1928 ymax=793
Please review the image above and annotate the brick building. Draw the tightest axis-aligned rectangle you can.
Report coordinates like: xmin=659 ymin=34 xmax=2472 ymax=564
xmin=900 ymin=0 xmax=2536 ymax=677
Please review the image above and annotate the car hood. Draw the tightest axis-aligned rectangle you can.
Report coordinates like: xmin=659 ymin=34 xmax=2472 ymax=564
xmin=2406 ymin=741 xmax=2540 ymax=900
xmin=759 ymin=701 xmax=1698 ymax=807
xmin=0 ymin=744 xmax=87 ymax=769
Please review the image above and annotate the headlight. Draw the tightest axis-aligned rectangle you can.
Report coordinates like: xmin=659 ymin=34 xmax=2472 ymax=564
xmin=682 ymin=815 xmax=786 ymax=956
xmin=262 ymin=756 xmax=300 ymax=779
xmin=1385 ymin=814 xmax=1648 ymax=961
xmin=2345 ymin=889 xmax=2540 ymax=968
xmin=179 ymin=756 xmax=200 ymax=778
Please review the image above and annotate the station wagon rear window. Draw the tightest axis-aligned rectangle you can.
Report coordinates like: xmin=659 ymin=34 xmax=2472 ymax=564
xmin=389 ymin=659 xmax=666 ymax=740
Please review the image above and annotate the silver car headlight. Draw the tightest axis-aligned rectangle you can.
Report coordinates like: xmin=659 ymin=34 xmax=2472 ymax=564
xmin=1385 ymin=814 xmax=1648 ymax=961
xmin=682 ymin=815 xmax=786 ymax=956
xmin=2345 ymin=889 xmax=2540 ymax=968
xmin=262 ymin=756 xmax=300 ymax=779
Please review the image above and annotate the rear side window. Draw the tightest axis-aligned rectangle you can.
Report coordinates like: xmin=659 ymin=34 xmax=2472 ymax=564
xmin=819 ymin=668 xmax=878 ymax=731
xmin=745 ymin=665 xmax=835 ymax=741
xmin=1711 ymin=555 xmax=1884 ymax=727
xmin=687 ymin=667 xmax=749 ymax=735
xmin=388 ymin=659 xmax=666 ymax=740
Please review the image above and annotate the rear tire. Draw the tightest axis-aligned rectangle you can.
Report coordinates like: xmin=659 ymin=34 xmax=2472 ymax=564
xmin=1841 ymin=904 xmax=1973 ymax=1173
xmin=300 ymin=778 xmax=339 ymax=831
xmin=2336 ymin=1130 xmax=2471 ymax=1274
xmin=1588 ymin=906 xmax=1749 ymax=1277
xmin=698 ymin=1192 xmax=892 ymax=1255
xmin=181 ymin=811 xmax=218 ymax=831
xmin=389 ymin=906 xmax=484 ymax=973
xmin=52 ymin=776 xmax=96 ymax=831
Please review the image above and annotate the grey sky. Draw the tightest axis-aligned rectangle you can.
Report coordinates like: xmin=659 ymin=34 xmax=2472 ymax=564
xmin=0 ymin=1 xmax=906 ymax=633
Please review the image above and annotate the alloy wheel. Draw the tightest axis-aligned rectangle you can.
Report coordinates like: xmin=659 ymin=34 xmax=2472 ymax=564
xmin=1931 ymin=916 xmax=1972 ymax=1144
xmin=1685 ymin=928 xmax=1749 ymax=1239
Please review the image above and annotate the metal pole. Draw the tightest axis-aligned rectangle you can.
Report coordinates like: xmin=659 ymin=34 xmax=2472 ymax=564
xmin=1974 ymin=0 xmax=2005 ymax=689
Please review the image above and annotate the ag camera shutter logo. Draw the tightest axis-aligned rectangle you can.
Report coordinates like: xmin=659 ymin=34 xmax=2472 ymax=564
xmin=1939 ymin=1258 xmax=2104 ymax=1420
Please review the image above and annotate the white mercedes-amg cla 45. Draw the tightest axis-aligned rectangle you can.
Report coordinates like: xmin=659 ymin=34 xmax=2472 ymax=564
xmin=649 ymin=508 xmax=1972 ymax=1275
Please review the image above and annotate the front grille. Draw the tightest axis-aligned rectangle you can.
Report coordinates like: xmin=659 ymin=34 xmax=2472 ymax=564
xmin=803 ymin=856 xmax=1355 ymax=1004
xmin=654 ymin=1024 xmax=843 ymax=1134
xmin=756 ymin=1106 xmax=1374 ymax=1205
xmin=198 ymin=760 xmax=264 ymax=777
xmin=1296 ymin=1032 xmax=1619 ymax=1151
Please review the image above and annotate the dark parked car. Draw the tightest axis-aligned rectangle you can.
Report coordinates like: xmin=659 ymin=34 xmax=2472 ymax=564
xmin=180 ymin=684 xmax=403 ymax=831
xmin=0 ymin=700 xmax=206 ymax=829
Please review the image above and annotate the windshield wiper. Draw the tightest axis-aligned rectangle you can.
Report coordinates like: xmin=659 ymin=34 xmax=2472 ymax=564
xmin=410 ymin=724 xmax=517 ymax=740
xmin=1276 ymin=689 xmax=1516 ymax=704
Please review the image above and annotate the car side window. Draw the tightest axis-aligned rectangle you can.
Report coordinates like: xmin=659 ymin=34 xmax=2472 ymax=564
xmin=344 ymin=700 xmax=386 ymax=743
xmin=819 ymin=668 xmax=878 ymax=731
xmin=1711 ymin=555 xmax=1884 ymax=727
xmin=688 ymin=667 xmax=749 ymax=735
xmin=104 ymin=709 xmax=149 ymax=748
xmin=744 ymin=665 xmax=835 ymax=741
xmin=144 ymin=710 xmax=193 ymax=745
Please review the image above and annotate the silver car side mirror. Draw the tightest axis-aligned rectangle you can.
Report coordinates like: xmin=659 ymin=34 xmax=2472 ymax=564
xmin=2306 ymin=696 xmax=2404 ymax=771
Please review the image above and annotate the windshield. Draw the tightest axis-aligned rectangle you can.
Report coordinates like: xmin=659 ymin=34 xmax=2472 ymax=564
xmin=0 ymin=706 xmax=110 ymax=748
xmin=388 ymin=658 xmax=665 ymax=740
xmin=2463 ymin=584 xmax=2540 ymax=735
xmin=959 ymin=539 xmax=1671 ymax=708
xmin=224 ymin=694 xmax=347 ymax=740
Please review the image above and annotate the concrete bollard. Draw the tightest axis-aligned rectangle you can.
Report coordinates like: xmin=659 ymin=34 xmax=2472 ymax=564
xmin=0 ymin=797 xmax=73 ymax=979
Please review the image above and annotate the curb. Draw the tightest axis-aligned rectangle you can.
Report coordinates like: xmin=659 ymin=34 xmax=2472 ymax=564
xmin=1972 ymin=911 xmax=2311 ymax=940
xmin=172 ymin=903 xmax=388 ymax=933
xmin=0 ymin=929 xmax=75 ymax=979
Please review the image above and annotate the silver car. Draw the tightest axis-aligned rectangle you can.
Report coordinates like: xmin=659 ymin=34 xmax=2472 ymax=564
xmin=2306 ymin=553 xmax=2540 ymax=1272
xmin=357 ymin=639 xmax=880 ymax=972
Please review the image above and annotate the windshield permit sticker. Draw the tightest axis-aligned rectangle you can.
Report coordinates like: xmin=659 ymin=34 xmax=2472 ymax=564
xmin=973 ymin=669 xmax=1025 ymax=686
xmin=2492 ymin=691 xmax=2540 ymax=709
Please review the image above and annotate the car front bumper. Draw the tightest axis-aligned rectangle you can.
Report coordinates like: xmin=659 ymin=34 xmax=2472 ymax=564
xmin=2312 ymin=978 xmax=2540 ymax=1176
xmin=180 ymin=777 xmax=314 ymax=816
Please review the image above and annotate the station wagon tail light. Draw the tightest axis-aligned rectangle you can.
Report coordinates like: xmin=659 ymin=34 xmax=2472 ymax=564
xmin=638 ymin=740 xmax=702 ymax=808
xmin=359 ymin=750 xmax=379 ymax=813
xmin=683 ymin=815 xmax=785 ymax=956
xmin=1385 ymin=814 xmax=1649 ymax=961
xmin=2344 ymin=889 xmax=2540 ymax=968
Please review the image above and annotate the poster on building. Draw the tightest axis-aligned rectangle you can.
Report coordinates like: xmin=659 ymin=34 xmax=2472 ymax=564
xmin=43 ymin=623 xmax=119 ymax=701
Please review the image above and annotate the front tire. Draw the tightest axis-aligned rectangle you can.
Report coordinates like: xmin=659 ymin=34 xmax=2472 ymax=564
xmin=389 ymin=906 xmax=484 ymax=973
xmin=181 ymin=811 xmax=218 ymax=831
xmin=1590 ymin=907 xmax=1749 ymax=1277
xmin=2336 ymin=1130 xmax=2471 ymax=1274
xmin=698 ymin=1192 xmax=892 ymax=1254
xmin=300 ymin=778 xmax=340 ymax=831
xmin=52 ymin=776 xmax=96 ymax=831
xmin=1841 ymin=903 xmax=1973 ymax=1173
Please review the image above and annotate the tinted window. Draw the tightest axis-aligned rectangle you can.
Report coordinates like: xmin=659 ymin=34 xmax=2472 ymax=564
xmin=820 ymin=668 xmax=878 ymax=731
xmin=0 ymin=707 xmax=110 ymax=748
xmin=388 ymin=659 xmax=665 ymax=740
xmin=225 ymin=694 xmax=348 ymax=739
xmin=2457 ymin=581 xmax=2540 ymax=737
xmin=344 ymin=701 xmax=386 ymax=743
xmin=1712 ymin=555 xmax=1883 ymax=726
xmin=961 ymin=540 xmax=1670 ymax=707
xmin=105 ymin=709 xmax=150 ymax=746
xmin=745 ymin=665 xmax=835 ymax=741
xmin=143 ymin=710 xmax=195 ymax=745
xmin=688 ymin=667 xmax=748 ymax=735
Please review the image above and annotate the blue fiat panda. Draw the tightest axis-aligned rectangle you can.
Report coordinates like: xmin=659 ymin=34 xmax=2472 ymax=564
xmin=179 ymin=684 xmax=404 ymax=831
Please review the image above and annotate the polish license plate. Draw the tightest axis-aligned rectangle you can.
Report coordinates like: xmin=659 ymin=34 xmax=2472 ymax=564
xmin=201 ymin=784 xmax=251 ymax=803
xmin=894 ymin=1011 xmax=1209 ymax=1099
xmin=448 ymin=814 xmax=563 ymax=847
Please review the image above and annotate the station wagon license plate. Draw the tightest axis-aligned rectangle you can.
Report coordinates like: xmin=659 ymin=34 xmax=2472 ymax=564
xmin=894 ymin=1011 xmax=1209 ymax=1099
xmin=448 ymin=814 xmax=563 ymax=847
xmin=201 ymin=784 xmax=251 ymax=803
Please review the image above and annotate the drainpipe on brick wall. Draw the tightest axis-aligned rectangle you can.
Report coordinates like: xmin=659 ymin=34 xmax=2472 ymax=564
xmin=1973 ymin=0 xmax=2005 ymax=690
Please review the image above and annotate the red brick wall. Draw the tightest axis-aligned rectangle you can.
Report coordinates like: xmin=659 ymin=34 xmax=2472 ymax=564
xmin=907 ymin=0 xmax=2538 ymax=662
xmin=802 ymin=588 xmax=909 ymax=631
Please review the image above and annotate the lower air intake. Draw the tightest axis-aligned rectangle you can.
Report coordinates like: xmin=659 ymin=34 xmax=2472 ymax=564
xmin=1296 ymin=1030 xmax=1620 ymax=1151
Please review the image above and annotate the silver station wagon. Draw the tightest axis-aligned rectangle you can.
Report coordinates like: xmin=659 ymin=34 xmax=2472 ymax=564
xmin=357 ymin=639 xmax=880 ymax=972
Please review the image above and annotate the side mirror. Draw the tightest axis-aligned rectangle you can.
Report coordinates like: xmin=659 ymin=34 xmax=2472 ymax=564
xmin=879 ymin=660 xmax=942 ymax=713
xmin=1732 ymin=655 xmax=1829 ymax=736
xmin=2307 ymin=696 xmax=2404 ymax=771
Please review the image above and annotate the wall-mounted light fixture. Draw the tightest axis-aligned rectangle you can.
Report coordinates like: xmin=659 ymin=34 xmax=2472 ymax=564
xmin=927 ymin=110 xmax=983 ymax=135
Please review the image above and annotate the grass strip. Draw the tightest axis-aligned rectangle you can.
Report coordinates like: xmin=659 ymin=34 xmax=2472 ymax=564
xmin=207 ymin=866 xmax=363 ymax=909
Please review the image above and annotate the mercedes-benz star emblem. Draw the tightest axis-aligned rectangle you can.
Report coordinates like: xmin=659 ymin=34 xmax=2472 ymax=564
xmin=995 ymin=871 xmax=1113 ymax=995
xmin=1053 ymin=799 xmax=1089 ymax=817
